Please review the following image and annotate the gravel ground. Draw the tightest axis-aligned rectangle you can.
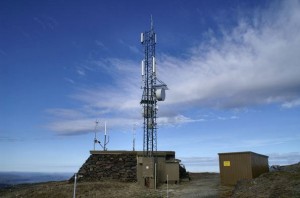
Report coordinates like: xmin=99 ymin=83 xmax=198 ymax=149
xmin=0 ymin=173 xmax=233 ymax=198
xmin=2 ymin=164 xmax=298 ymax=198
xmin=166 ymin=173 xmax=233 ymax=198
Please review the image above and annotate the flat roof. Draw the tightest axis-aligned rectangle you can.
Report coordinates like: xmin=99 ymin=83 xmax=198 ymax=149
xmin=90 ymin=150 xmax=175 ymax=157
xmin=218 ymin=151 xmax=268 ymax=158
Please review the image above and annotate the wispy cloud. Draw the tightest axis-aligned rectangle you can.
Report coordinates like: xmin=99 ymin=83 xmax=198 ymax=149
xmin=159 ymin=0 xmax=300 ymax=109
xmin=180 ymin=156 xmax=218 ymax=166
xmin=128 ymin=45 xmax=139 ymax=54
xmin=47 ymin=1 xmax=300 ymax=135
xmin=0 ymin=136 xmax=23 ymax=142
xmin=64 ymin=77 xmax=75 ymax=84
xmin=281 ymin=99 xmax=300 ymax=108
xmin=76 ymin=68 xmax=86 ymax=76
xmin=33 ymin=16 xmax=58 ymax=30
xmin=95 ymin=40 xmax=108 ymax=51
xmin=239 ymin=136 xmax=300 ymax=148
xmin=47 ymin=117 xmax=141 ymax=135
xmin=46 ymin=108 xmax=85 ymax=119
xmin=268 ymin=152 xmax=300 ymax=165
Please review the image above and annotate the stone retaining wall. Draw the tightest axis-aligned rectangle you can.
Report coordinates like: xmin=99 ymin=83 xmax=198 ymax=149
xmin=75 ymin=153 xmax=137 ymax=182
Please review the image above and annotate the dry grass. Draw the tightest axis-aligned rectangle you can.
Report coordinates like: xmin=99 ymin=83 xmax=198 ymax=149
xmin=232 ymin=163 xmax=300 ymax=198
xmin=0 ymin=181 xmax=163 ymax=198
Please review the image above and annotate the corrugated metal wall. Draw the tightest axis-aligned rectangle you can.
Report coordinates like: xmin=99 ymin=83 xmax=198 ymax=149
xmin=218 ymin=152 xmax=269 ymax=185
xmin=251 ymin=153 xmax=269 ymax=178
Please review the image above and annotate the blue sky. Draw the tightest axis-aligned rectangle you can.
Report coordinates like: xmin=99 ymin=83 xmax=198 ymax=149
xmin=1 ymin=0 xmax=299 ymax=173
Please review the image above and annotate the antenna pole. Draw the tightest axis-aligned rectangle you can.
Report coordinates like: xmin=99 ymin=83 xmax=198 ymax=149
xmin=93 ymin=120 xmax=99 ymax=150
xmin=101 ymin=121 xmax=109 ymax=151
xmin=104 ymin=121 xmax=107 ymax=151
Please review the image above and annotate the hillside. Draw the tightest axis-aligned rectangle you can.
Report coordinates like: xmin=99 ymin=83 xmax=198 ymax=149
xmin=0 ymin=163 xmax=299 ymax=197
xmin=0 ymin=172 xmax=72 ymax=186
xmin=232 ymin=162 xmax=300 ymax=197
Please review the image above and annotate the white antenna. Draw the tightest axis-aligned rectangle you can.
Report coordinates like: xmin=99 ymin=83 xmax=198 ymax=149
xmin=103 ymin=121 xmax=109 ymax=151
xmin=93 ymin=120 xmax=109 ymax=151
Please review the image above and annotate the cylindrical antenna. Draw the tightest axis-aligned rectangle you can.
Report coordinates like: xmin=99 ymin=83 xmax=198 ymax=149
xmin=141 ymin=60 xmax=145 ymax=76
xmin=104 ymin=121 xmax=107 ymax=151
xmin=152 ymin=56 xmax=156 ymax=74
xmin=154 ymin=33 xmax=157 ymax=43
xmin=141 ymin=33 xmax=144 ymax=43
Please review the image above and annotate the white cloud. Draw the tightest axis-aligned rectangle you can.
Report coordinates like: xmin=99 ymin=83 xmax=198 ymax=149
xmin=159 ymin=1 xmax=300 ymax=109
xmin=240 ymin=137 xmax=300 ymax=148
xmin=47 ymin=1 xmax=300 ymax=135
xmin=268 ymin=152 xmax=300 ymax=165
xmin=158 ymin=114 xmax=204 ymax=126
xmin=281 ymin=98 xmax=300 ymax=108
xmin=47 ymin=117 xmax=141 ymax=135
xmin=46 ymin=108 xmax=85 ymax=119
xmin=76 ymin=68 xmax=85 ymax=76
xmin=64 ymin=77 xmax=75 ymax=84
xmin=128 ymin=45 xmax=139 ymax=54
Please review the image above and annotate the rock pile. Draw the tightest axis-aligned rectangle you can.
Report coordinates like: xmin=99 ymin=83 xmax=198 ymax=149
xmin=73 ymin=153 xmax=137 ymax=182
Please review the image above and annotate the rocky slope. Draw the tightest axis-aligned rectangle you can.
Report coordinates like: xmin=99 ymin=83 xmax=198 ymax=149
xmin=232 ymin=162 xmax=300 ymax=198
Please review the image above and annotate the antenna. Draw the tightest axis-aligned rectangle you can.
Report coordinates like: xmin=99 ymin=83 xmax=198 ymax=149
xmin=93 ymin=120 xmax=109 ymax=151
xmin=103 ymin=121 xmax=109 ymax=151
xmin=140 ymin=17 xmax=168 ymax=157
xmin=93 ymin=120 xmax=99 ymax=150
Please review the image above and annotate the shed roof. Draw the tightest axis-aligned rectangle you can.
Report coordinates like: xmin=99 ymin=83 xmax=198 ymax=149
xmin=218 ymin=151 xmax=268 ymax=158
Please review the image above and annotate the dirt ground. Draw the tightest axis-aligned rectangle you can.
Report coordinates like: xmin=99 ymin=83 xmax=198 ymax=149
xmin=165 ymin=173 xmax=233 ymax=198
xmin=2 ymin=163 xmax=299 ymax=197
xmin=0 ymin=173 xmax=233 ymax=198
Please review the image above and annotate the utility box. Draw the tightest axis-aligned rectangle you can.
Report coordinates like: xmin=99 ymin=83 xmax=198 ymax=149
xmin=165 ymin=161 xmax=180 ymax=184
xmin=136 ymin=151 xmax=180 ymax=188
xmin=218 ymin=151 xmax=269 ymax=185
xmin=142 ymin=157 xmax=154 ymax=177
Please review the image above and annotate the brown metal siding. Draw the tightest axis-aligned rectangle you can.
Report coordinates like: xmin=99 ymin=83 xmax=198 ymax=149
xmin=219 ymin=152 xmax=252 ymax=185
xmin=219 ymin=152 xmax=269 ymax=185
xmin=251 ymin=153 xmax=269 ymax=178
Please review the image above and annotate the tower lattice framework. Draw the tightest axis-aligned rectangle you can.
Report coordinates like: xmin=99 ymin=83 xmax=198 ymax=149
xmin=140 ymin=22 xmax=157 ymax=157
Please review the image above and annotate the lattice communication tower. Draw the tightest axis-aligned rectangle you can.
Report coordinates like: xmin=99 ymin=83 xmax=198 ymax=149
xmin=140 ymin=19 xmax=168 ymax=157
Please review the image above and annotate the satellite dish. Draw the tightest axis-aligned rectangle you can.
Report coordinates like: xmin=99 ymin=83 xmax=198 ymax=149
xmin=155 ymin=88 xmax=165 ymax=101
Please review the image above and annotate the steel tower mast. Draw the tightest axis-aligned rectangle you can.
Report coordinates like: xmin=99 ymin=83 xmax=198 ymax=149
xmin=140 ymin=18 xmax=167 ymax=157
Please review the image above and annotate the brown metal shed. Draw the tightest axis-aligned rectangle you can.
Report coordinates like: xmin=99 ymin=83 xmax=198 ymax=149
xmin=218 ymin=151 xmax=269 ymax=185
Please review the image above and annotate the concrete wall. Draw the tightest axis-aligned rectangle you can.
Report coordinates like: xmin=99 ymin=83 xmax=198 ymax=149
xmin=165 ymin=162 xmax=179 ymax=184
xmin=136 ymin=156 xmax=180 ymax=187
